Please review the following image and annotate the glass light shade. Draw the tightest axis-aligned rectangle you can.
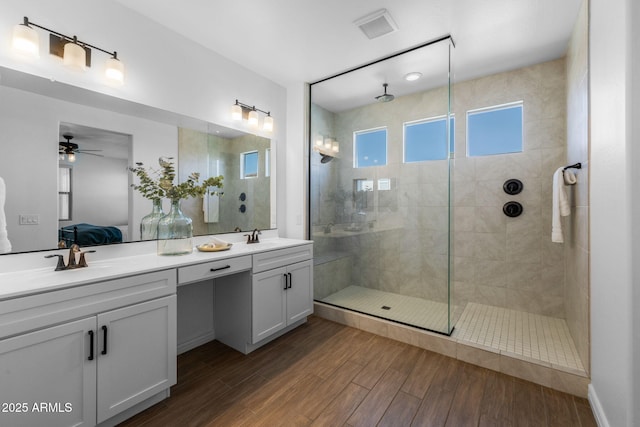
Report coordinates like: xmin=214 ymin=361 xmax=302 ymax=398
xmin=12 ymin=24 xmax=39 ymax=58
xmin=332 ymin=141 xmax=340 ymax=153
xmin=248 ymin=110 xmax=259 ymax=127
xmin=105 ymin=56 xmax=125 ymax=85
xmin=263 ymin=115 xmax=274 ymax=132
xmin=324 ymin=138 xmax=332 ymax=149
xmin=63 ymin=42 xmax=86 ymax=71
xmin=67 ymin=152 xmax=76 ymax=162
xmin=315 ymin=136 xmax=324 ymax=146
xmin=231 ymin=104 xmax=242 ymax=121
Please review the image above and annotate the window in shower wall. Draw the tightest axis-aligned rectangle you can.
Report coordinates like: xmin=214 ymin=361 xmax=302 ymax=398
xmin=404 ymin=116 xmax=455 ymax=163
xmin=354 ymin=128 xmax=387 ymax=168
xmin=240 ymin=150 xmax=258 ymax=179
xmin=467 ymin=102 xmax=523 ymax=156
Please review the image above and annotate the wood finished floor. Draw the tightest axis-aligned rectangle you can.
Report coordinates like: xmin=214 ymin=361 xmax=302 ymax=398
xmin=119 ymin=316 xmax=597 ymax=427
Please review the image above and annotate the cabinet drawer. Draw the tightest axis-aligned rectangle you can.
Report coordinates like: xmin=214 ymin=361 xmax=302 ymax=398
xmin=178 ymin=255 xmax=252 ymax=285
xmin=0 ymin=269 xmax=176 ymax=340
xmin=252 ymin=244 xmax=313 ymax=274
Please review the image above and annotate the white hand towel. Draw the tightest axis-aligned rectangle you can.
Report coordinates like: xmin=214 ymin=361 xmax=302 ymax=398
xmin=563 ymin=169 xmax=577 ymax=185
xmin=552 ymin=167 xmax=571 ymax=243
xmin=0 ymin=177 xmax=12 ymax=253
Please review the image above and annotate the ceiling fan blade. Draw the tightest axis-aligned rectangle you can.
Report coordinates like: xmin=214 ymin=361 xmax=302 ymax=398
xmin=78 ymin=152 xmax=105 ymax=157
xmin=75 ymin=149 xmax=103 ymax=152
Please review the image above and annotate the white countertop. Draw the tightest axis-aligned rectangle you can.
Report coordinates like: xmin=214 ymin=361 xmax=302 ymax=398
xmin=0 ymin=236 xmax=312 ymax=301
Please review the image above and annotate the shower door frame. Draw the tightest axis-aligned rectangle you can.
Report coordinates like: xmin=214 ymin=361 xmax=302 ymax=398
xmin=307 ymin=35 xmax=456 ymax=335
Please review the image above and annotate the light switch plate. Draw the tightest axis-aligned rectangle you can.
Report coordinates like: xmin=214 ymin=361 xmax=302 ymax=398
xmin=19 ymin=214 xmax=39 ymax=225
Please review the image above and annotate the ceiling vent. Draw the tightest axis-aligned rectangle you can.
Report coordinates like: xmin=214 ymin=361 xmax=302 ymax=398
xmin=354 ymin=9 xmax=398 ymax=40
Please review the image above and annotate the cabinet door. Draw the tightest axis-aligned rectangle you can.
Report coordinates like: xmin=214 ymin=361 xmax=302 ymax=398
xmin=286 ymin=259 xmax=313 ymax=324
xmin=252 ymin=266 xmax=287 ymax=343
xmin=0 ymin=317 xmax=97 ymax=427
xmin=96 ymin=295 xmax=176 ymax=423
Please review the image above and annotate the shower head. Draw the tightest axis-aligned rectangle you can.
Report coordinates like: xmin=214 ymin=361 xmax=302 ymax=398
xmin=320 ymin=154 xmax=334 ymax=163
xmin=375 ymin=83 xmax=395 ymax=102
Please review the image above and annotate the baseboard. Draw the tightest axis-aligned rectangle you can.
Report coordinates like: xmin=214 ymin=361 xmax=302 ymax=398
xmin=177 ymin=331 xmax=216 ymax=355
xmin=588 ymin=384 xmax=610 ymax=427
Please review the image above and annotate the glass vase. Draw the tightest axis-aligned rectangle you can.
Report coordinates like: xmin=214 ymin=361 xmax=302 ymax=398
xmin=140 ymin=199 xmax=164 ymax=241
xmin=157 ymin=199 xmax=193 ymax=255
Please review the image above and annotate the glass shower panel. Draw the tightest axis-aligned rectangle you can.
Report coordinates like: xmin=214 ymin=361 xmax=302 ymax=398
xmin=310 ymin=37 xmax=455 ymax=335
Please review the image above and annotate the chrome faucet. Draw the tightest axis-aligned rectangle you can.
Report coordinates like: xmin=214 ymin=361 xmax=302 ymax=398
xmin=244 ymin=228 xmax=261 ymax=244
xmin=45 ymin=244 xmax=96 ymax=271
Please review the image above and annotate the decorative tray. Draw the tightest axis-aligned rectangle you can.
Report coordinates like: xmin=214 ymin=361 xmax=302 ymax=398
xmin=196 ymin=243 xmax=232 ymax=252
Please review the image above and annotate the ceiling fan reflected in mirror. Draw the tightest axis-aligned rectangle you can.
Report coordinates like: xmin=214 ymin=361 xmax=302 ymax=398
xmin=59 ymin=134 xmax=103 ymax=162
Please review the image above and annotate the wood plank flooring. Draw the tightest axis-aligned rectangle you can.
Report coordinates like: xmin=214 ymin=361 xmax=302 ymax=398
xmin=119 ymin=316 xmax=597 ymax=427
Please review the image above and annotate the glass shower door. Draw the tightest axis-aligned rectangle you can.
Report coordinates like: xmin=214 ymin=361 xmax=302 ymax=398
xmin=309 ymin=37 xmax=455 ymax=335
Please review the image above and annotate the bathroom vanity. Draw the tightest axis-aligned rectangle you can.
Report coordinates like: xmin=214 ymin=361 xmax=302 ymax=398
xmin=0 ymin=233 xmax=313 ymax=427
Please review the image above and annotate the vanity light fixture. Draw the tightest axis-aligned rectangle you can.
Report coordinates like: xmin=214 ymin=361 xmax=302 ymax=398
xmin=11 ymin=16 xmax=125 ymax=85
xmin=313 ymin=134 xmax=339 ymax=162
xmin=12 ymin=17 xmax=39 ymax=58
xmin=231 ymin=100 xmax=274 ymax=132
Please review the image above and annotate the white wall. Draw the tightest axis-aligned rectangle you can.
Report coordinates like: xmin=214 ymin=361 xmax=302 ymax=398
xmin=59 ymin=155 xmax=129 ymax=228
xmin=283 ymin=82 xmax=308 ymax=239
xmin=589 ymin=0 xmax=637 ymax=425
xmin=632 ymin=0 xmax=640 ymax=424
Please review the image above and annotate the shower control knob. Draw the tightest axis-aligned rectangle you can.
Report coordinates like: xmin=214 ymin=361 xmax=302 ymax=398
xmin=503 ymin=179 xmax=523 ymax=195
xmin=503 ymin=201 xmax=523 ymax=218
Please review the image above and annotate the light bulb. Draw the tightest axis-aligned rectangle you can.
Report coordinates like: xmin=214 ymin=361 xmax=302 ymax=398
xmin=332 ymin=141 xmax=340 ymax=153
xmin=12 ymin=21 xmax=39 ymax=58
xmin=324 ymin=138 xmax=332 ymax=149
xmin=315 ymin=136 xmax=324 ymax=146
xmin=63 ymin=40 xmax=87 ymax=71
xmin=263 ymin=115 xmax=274 ymax=132
xmin=231 ymin=103 xmax=242 ymax=121
xmin=105 ymin=55 xmax=125 ymax=85
xmin=67 ymin=152 xmax=76 ymax=162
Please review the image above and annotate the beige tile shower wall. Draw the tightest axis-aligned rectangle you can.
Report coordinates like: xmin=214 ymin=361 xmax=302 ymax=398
xmin=178 ymin=128 xmax=271 ymax=235
xmin=452 ymin=59 xmax=567 ymax=318
xmin=564 ymin=0 xmax=590 ymax=373
xmin=332 ymin=86 xmax=451 ymax=303
xmin=312 ymin=59 xmax=570 ymax=315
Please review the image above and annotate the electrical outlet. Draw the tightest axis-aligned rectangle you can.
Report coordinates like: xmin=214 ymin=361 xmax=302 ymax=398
xmin=19 ymin=214 xmax=39 ymax=225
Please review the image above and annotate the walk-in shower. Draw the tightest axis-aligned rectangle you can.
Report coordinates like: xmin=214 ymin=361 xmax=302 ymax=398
xmin=309 ymin=36 xmax=457 ymax=335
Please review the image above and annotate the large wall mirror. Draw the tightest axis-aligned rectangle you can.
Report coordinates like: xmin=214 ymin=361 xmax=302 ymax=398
xmin=0 ymin=66 xmax=276 ymax=254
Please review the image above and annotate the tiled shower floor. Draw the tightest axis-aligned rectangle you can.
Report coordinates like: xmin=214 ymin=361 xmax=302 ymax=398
xmin=321 ymin=286 xmax=585 ymax=373
xmin=321 ymin=285 xmax=453 ymax=334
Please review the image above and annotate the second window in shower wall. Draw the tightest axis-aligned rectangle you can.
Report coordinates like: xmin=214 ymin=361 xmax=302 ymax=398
xmin=404 ymin=115 xmax=455 ymax=163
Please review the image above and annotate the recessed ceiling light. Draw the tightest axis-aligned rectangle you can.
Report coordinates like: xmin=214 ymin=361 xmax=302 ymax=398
xmin=404 ymin=72 xmax=422 ymax=81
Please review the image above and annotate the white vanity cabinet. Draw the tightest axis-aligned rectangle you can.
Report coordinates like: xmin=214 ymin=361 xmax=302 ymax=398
xmin=0 ymin=270 xmax=177 ymax=427
xmin=0 ymin=317 xmax=97 ymax=427
xmin=95 ymin=295 xmax=176 ymax=423
xmin=252 ymin=259 xmax=313 ymax=343
xmin=214 ymin=243 xmax=313 ymax=354
xmin=251 ymin=244 xmax=313 ymax=344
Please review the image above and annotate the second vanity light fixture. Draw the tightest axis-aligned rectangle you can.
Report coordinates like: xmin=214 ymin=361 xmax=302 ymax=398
xmin=231 ymin=100 xmax=274 ymax=132
xmin=313 ymin=135 xmax=340 ymax=163
xmin=11 ymin=16 xmax=125 ymax=85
